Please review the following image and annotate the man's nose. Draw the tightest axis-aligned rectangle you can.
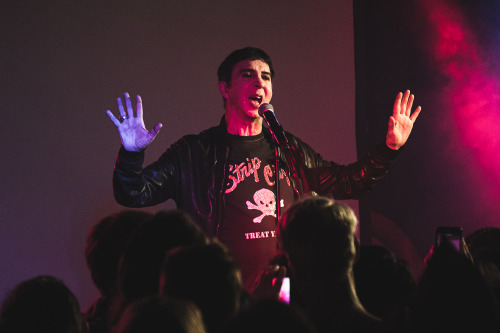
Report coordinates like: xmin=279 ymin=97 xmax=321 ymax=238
xmin=254 ymin=77 xmax=264 ymax=88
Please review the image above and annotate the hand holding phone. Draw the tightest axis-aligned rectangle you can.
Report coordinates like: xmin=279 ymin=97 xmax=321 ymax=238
xmin=251 ymin=265 xmax=288 ymax=302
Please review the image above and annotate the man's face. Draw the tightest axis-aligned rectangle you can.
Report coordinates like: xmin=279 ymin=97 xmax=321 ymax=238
xmin=219 ymin=59 xmax=273 ymax=121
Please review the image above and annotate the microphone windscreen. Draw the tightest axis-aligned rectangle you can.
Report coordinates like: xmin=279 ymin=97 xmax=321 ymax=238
xmin=258 ymin=103 xmax=274 ymax=117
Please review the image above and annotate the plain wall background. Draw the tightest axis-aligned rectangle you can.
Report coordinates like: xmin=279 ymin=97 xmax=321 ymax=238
xmin=0 ymin=0 xmax=360 ymax=309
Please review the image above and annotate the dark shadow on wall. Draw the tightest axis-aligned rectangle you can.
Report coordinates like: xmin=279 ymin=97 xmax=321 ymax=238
xmin=354 ymin=0 xmax=432 ymax=265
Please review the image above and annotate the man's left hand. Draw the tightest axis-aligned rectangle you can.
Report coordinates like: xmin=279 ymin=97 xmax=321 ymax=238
xmin=386 ymin=90 xmax=422 ymax=150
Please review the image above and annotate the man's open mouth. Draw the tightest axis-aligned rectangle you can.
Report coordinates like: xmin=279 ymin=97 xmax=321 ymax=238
xmin=249 ymin=95 xmax=263 ymax=104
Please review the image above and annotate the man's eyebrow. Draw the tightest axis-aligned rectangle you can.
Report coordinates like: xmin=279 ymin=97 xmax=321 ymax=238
xmin=238 ymin=68 xmax=272 ymax=76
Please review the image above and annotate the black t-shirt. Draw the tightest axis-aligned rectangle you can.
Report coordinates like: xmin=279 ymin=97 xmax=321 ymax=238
xmin=219 ymin=132 xmax=294 ymax=290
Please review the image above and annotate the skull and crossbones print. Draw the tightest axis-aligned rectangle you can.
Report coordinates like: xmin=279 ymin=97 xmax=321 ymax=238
xmin=246 ymin=188 xmax=277 ymax=223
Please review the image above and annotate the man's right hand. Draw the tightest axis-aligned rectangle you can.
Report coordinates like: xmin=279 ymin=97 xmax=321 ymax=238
xmin=106 ymin=92 xmax=163 ymax=152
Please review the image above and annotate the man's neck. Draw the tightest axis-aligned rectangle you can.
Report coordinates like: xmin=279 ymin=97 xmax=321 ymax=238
xmin=225 ymin=113 xmax=263 ymax=136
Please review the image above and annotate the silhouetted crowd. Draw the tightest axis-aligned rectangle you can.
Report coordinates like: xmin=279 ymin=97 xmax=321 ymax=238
xmin=2 ymin=196 xmax=500 ymax=333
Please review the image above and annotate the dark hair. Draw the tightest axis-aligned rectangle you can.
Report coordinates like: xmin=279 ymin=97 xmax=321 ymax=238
xmin=107 ymin=210 xmax=209 ymax=330
xmin=159 ymin=241 xmax=243 ymax=332
xmin=112 ymin=295 xmax=206 ymax=333
xmin=116 ymin=210 xmax=209 ymax=301
xmin=217 ymin=47 xmax=275 ymax=85
xmin=354 ymin=245 xmax=417 ymax=318
xmin=0 ymin=276 xmax=83 ymax=333
xmin=466 ymin=227 xmax=500 ymax=268
xmin=277 ymin=196 xmax=358 ymax=277
xmin=410 ymin=238 xmax=500 ymax=331
xmin=85 ymin=210 xmax=153 ymax=297
xmin=465 ymin=227 xmax=500 ymax=304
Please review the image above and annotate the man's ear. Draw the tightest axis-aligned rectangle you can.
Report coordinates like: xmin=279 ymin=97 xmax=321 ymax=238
xmin=218 ymin=81 xmax=229 ymax=100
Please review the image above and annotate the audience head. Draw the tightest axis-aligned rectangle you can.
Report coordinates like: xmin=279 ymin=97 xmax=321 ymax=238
xmin=354 ymin=245 xmax=416 ymax=318
xmin=410 ymin=237 xmax=500 ymax=332
xmin=0 ymin=275 xmax=83 ymax=333
xmin=277 ymin=196 xmax=387 ymax=333
xmin=85 ymin=210 xmax=153 ymax=297
xmin=466 ymin=226 xmax=500 ymax=302
xmin=159 ymin=240 xmax=243 ymax=332
xmin=109 ymin=209 xmax=209 ymax=329
xmin=116 ymin=209 xmax=209 ymax=302
xmin=277 ymin=196 xmax=358 ymax=282
xmin=112 ymin=295 xmax=206 ymax=333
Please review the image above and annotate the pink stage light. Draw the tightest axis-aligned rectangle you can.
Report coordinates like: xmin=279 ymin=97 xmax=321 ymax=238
xmin=423 ymin=0 xmax=500 ymax=201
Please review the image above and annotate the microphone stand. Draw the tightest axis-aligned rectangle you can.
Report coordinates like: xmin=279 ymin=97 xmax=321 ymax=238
xmin=274 ymin=145 xmax=281 ymax=223
xmin=259 ymin=105 xmax=298 ymax=229
xmin=270 ymin=127 xmax=297 ymax=226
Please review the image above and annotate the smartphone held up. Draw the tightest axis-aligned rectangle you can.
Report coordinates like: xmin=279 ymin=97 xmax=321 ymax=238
xmin=435 ymin=226 xmax=463 ymax=252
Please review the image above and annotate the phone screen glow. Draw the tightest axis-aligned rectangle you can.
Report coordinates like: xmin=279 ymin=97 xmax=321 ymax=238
xmin=278 ymin=277 xmax=290 ymax=304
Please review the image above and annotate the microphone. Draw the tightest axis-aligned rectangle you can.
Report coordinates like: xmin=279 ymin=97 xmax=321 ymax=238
xmin=258 ymin=103 xmax=289 ymax=148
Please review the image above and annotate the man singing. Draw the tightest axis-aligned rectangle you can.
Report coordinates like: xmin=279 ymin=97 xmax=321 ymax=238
xmin=106 ymin=47 xmax=421 ymax=290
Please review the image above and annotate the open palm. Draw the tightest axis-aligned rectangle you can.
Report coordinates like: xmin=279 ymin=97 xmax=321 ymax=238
xmin=106 ymin=92 xmax=162 ymax=152
xmin=386 ymin=90 xmax=421 ymax=150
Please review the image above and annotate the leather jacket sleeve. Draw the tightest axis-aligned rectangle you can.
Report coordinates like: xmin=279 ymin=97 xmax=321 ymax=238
xmin=112 ymin=127 xmax=227 ymax=226
xmin=286 ymin=134 xmax=401 ymax=200
xmin=112 ymin=144 xmax=182 ymax=208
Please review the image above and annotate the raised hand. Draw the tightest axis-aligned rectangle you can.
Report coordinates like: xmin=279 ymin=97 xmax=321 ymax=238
xmin=106 ymin=92 xmax=163 ymax=152
xmin=386 ymin=90 xmax=422 ymax=150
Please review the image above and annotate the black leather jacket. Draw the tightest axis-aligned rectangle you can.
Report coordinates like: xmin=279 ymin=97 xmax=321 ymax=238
xmin=113 ymin=120 xmax=400 ymax=237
